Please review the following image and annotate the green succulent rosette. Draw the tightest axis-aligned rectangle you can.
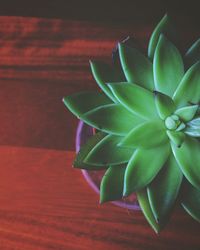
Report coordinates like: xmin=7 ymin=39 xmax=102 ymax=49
xmin=63 ymin=15 xmax=200 ymax=233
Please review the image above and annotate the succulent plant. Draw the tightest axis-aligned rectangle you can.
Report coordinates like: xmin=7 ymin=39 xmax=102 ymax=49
xmin=63 ymin=15 xmax=200 ymax=233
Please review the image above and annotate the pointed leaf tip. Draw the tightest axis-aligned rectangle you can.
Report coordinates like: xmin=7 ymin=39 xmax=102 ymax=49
xmin=175 ymin=105 xmax=199 ymax=122
xmin=173 ymin=61 xmax=200 ymax=107
xmin=185 ymin=38 xmax=200 ymax=68
xmin=84 ymin=134 xmax=133 ymax=166
xmin=108 ymin=82 xmax=158 ymax=120
xmin=147 ymin=155 xmax=182 ymax=225
xmin=171 ymin=136 xmax=200 ymax=190
xmin=153 ymin=34 xmax=184 ymax=97
xmin=90 ymin=60 xmax=123 ymax=102
xmin=154 ymin=91 xmax=176 ymax=119
xmin=82 ymin=103 xmax=141 ymax=136
xmin=100 ymin=165 xmax=126 ymax=203
xmin=124 ymin=143 xmax=170 ymax=193
xmin=137 ymin=189 xmax=161 ymax=233
xmin=167 ymin=130 xmax=185 ymax=148
xmin=118 ymin=43 xmax=154 ymax=90
xmin=185 ymin=117 xmax=200 ymax=137
xmin=148 ymin=14 xmax=176 ymax=60
xmin=182 ymin=181 xmax=200 ymax=223
xmin=63 ymin=91 xmax=112 ymax=118
xmin=73 ymin=131 xmax=108 ymax=170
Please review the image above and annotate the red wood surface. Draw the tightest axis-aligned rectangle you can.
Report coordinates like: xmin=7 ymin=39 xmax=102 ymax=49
xmin=0 ymin=16 xmax=151 ymax=151
xmin=0 ymin=16 xmax=199 ymax=249
xmin=0 ymin=146 xmax=199 ymax=250
xmin=1 ymin=16 xmax=198 ymax=151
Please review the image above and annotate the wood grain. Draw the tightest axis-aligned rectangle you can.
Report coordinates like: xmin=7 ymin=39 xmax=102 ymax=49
xmin=0 ymin=16 xmax=151 ymax=151
xmin=1 ymin=16 xmax=198 ymax=151
xmin=0 ymin=146 xmax=199 ymax=250
xmin=0 ymin=16 xmax=200 ymax=249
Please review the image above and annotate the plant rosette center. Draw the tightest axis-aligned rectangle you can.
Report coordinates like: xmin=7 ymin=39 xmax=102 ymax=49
xmin=165 ymin=115 xmax=181 ymax=130
xmin=63 ymin=14 xmax=200 ymax=233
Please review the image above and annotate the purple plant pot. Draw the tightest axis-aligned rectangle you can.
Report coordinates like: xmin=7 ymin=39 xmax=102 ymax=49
xmin=76 ymin=120 xmax=140 ymax=210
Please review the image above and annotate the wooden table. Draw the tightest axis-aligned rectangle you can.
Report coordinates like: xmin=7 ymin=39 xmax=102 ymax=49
xmin=0 ymin=16 xmax=199 ymax=249
xmin=0 ymin=146 xmax=199 ymax=250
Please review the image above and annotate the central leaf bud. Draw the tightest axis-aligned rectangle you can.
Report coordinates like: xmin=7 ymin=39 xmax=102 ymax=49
xmin=165 ymin=115 xmax=180 ymax=130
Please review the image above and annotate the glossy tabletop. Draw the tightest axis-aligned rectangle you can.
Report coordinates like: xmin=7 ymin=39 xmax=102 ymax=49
xmin=0 ymin=16 xmax=199 ymax=250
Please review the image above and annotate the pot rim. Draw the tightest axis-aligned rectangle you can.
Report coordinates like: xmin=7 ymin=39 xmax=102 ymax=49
xmin=76 ymin=120 xmax=140 ymax=210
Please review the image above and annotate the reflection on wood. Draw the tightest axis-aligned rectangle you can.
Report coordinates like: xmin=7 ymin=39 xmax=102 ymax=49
xmin=0 ymin=146 xmax=199 ymax=250
xmin=0 ymin=16 xmax=150 ymax=150
xmin=0 ymin=17 xmax=199 ymax=150
xmin=0 ymin=16 xmax=199 ymax=249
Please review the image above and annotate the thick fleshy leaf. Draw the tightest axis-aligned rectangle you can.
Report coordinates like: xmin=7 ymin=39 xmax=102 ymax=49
xmin=164 ymin=116 xmax=178 ymax=130
xmin=108 ymin=83 xmax=158 ymax=119
xmin=100 ymin=164 xmax=126 ymax=203
xmin=118 ymin=43 xmax=154 ymax=90
xmin=112 ymin=38 xmax=131 ymax=79
xmin=166 ymin=130 xmax=185 ymax=147
xmin=124 ymin=143 xmax=170 ymax=195
xmin=148 ymin=155 xmax=183 ymax=224
xmin=185 ymin=38 xmax=200 ymax=68
xmin=119 ymin=120 xmax=167 ymax=148
xmin=173 ymin=61 xmax=200 ymax=107
xmin=175 ymin=105 xmax=199 ymax=122
xmin=185 ymin=118 xmax=200 ymax=137
xmin=186 ymin=117 xmax=200 ymax=127
xmin=63 ymin=91 xmax=112 ymax=118
xmin=84 ymin=134 xmax=133 ymax=166
xmin=171 ymin=136 xmax=200 ymax=190
xmin=82 ymin=103 xmax=144 ymax=136
xmin=112 ymin=46 xmax=124 ymax=76
xmin=90 ymin=60 xmax=124 ymax=102
xmin=153 ymin=34 xmax=184 ymax=97
xmin=137 ymin=189 xmax=160 ymax=233
xmin=154 ymin=91 xmax=176 ymax=119
xmin=184 ymin=127 xmax=200 ymax=138
xmin=182 ymin=181 xmax=200 ymax=222
xmin=148 ymin=14 xmax=176 ymax=61
xmin=176 ymin=122 xmax=186 ymax=132
xmin=73 ymin=132 xmax=108 ymax=170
